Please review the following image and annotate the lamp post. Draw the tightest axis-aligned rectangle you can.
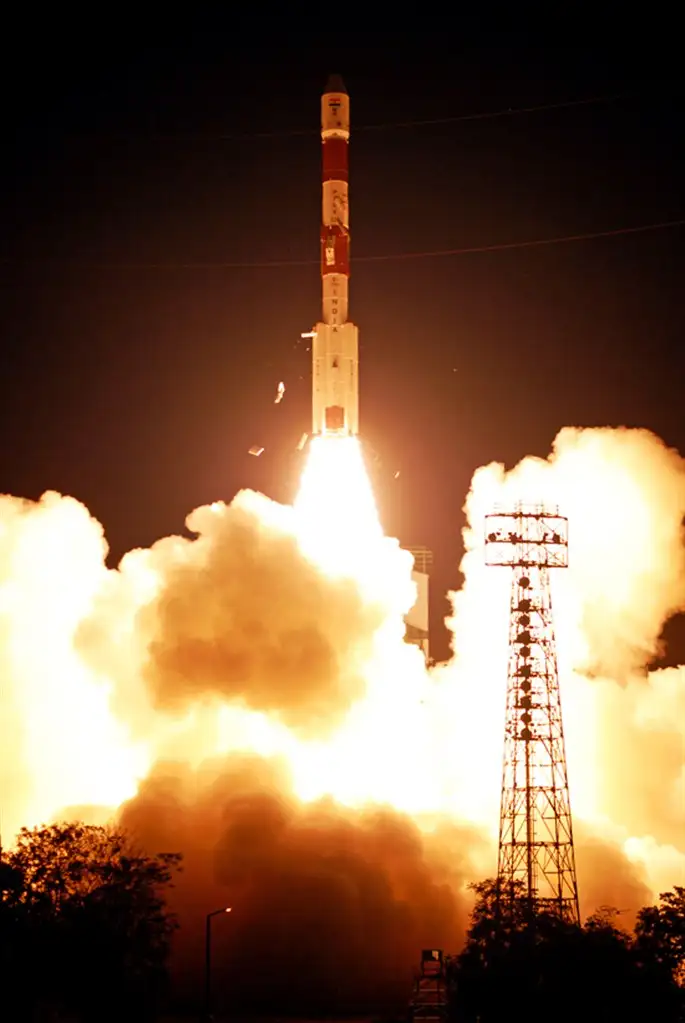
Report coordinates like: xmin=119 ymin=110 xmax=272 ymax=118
xmin=204 ymin=906 xmax=232 ymax=1022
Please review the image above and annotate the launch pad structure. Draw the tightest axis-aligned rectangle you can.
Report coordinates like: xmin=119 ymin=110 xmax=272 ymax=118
xmin=485 ymin=503 xmax=580 ymax=924
xmin=403 ymin=545 xmax=433 ymax=662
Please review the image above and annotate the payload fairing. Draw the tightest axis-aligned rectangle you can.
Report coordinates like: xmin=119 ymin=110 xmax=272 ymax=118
xmin=310 ymin=75 xmax=359 ymax=436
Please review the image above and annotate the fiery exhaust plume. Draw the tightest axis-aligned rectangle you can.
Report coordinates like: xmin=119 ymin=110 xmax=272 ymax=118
xmin=295 ymin=436 xmax=383 ymax=563
xmin=1 ymin=425 xmax=685 ymax=1005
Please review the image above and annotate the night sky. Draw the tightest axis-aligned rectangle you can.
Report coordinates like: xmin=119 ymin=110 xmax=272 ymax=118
xmin=1 ymin=20 xmax=683 ymax=661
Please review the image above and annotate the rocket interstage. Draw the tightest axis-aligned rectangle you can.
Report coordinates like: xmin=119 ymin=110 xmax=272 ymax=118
xmin=311 ymin=74 xmax=359 ymax=437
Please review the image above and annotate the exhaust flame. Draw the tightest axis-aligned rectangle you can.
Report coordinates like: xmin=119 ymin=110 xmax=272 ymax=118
xmin=295 ymin=436 xmax=382 ymax=571
xmin=288 ymin=436 xmax=434 ymax=812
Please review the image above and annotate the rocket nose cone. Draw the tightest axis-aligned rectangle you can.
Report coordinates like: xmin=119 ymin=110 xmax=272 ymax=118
xmin=324 ymin=73 xmax=347 ymax=95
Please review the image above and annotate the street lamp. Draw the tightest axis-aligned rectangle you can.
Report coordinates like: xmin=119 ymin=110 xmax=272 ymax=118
xmin=204 ymin=906 xmax=232 ymax=1022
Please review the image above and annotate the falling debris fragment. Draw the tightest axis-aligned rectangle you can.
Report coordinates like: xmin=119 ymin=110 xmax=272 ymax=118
xmin=297 ymin=433 xmax=309 ymax=451
xmin=275 ymin=381 xmax=285 ymax=404
xmin=248 ymin=446 xmax=265 ymax=457
xmin=394 ymin=471 xmax=401 ymax=479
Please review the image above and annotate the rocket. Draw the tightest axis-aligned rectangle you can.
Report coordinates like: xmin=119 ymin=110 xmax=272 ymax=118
xmin=309 ymin=74 xmax=359 ymax=436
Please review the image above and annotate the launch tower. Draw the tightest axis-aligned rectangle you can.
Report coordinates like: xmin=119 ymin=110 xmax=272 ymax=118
xmin=485 ymin=503 xmax=580 ymax=924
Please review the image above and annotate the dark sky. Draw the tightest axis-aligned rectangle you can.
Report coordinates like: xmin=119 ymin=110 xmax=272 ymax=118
xmin=1 ymin=19 xmax=683 ymax=660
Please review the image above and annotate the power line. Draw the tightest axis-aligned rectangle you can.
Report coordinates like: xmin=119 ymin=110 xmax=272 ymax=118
xmin=108 ymin=91 xmax=634 ymax=142
xmin=4 ymin=217 xmax=681 ymax=271
xmin=355 ymin=218 xmax=685 ymax=264
xmin=343 ymin=91 xmax=633 ymax=134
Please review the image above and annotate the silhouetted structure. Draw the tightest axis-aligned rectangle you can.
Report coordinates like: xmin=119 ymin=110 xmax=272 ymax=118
xmin=403 ymin=545 xmax=433 ymax=661
xmin=408 ymin=948 xmax=449 ymax=1023
xmin=485 ymin=503 xmax=580 ymax=924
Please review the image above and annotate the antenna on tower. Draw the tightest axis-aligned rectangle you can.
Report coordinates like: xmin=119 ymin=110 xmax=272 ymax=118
xmin=485 ymin=501 xmax=580 ymax=924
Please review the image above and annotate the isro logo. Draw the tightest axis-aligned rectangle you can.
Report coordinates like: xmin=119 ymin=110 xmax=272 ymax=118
xmin=328 ymin=96 xmax=342 ymax=113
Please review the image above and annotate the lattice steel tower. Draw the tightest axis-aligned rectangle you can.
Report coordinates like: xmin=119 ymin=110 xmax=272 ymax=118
xmin=485 ymin=503 xmax=580 ymax=924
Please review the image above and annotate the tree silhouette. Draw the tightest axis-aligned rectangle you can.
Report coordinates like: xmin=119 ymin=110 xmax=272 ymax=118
xmin=636 ymin=886 xmax=685 ymax=984
xmin=449 ymin=879 xmax=682 ymax=1023
xmin=0 ymin=822 xmax=181 ymax=1022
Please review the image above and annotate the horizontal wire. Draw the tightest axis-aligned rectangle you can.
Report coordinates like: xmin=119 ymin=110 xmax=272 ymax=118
xmin=63 ymin=91 xmax=637 ymax=142
xmin=355 ymin=218 xmax=685 ymax=264
xmin=3 ymin=218 xmax=681 ymax=271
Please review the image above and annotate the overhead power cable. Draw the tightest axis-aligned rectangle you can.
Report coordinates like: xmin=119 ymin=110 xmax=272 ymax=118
xmin=125 ymin=91 xmax=634 ymax=142
xmin=3 ymin=217 xmax=681 ymax=271
xmin=355 ymin=91 xmax=634 ymax=132
xmin=354 ymin=218 xmax=685 ymax=264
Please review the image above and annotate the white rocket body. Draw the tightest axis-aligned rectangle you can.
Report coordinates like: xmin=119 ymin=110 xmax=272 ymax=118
xmin=311 ymin=76 xmax=359 ymax=436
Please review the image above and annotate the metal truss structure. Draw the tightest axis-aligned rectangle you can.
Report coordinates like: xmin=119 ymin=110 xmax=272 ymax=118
xmin=485 ymin=503 xmax=580 ymax=924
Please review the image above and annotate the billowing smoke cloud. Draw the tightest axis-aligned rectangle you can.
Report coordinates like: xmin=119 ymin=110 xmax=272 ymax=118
xmin=461 ymin=427 xmax=685 ymax=678
xmin=0 ymin=491 xmax=139 ymax=840
xmin=588 ymin=666 xmax=685 ymax=851
xmin=80 ymin=489 xmax=387 ymax=739
xmin=140 ymin=492 xmax=386 ymax=734
xmin=113 ymin=756 xmax=654 ymax=1012
xmin=1 ymin=424 xmax=685 ymax=1009
xmin=118 ymin=754 xmax=477 ymax=1015
xmin=574 ymin=825 xmax=653 ymax=927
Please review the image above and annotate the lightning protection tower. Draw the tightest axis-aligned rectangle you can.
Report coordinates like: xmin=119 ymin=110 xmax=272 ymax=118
xmin=485 ymin=502 xmax=580 ymax=924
